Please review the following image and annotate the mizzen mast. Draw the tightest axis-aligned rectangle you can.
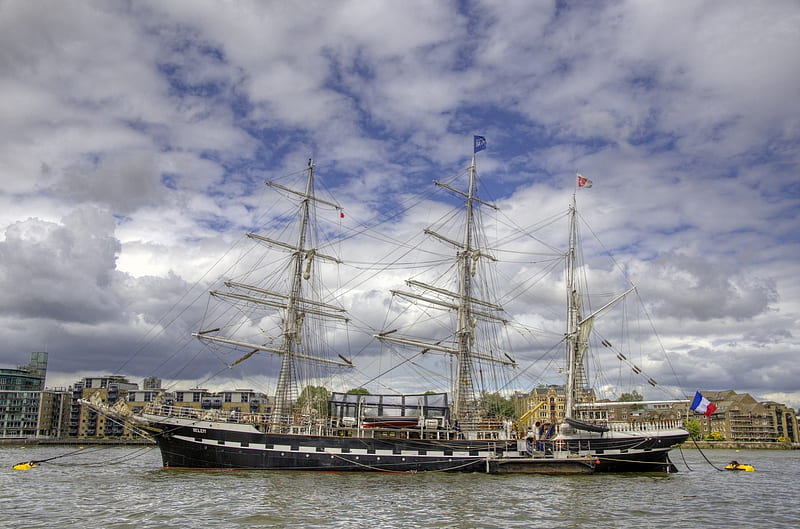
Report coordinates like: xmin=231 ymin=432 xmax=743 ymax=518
xmin=564 ymin=193 xmax=581 ymax=419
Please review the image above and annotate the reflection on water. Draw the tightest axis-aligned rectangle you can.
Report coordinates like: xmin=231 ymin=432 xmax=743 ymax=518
xmin=1 ymin=446 xmax=797 ymax=529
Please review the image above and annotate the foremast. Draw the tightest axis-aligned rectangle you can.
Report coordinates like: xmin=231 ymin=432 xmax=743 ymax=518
xmin=376 ymin=149 xmax=514 ymax=427
xmin=271 ymin=159 xmax=316 ymax=425
xmin=194 ymin=159 xmax=352 ymax=428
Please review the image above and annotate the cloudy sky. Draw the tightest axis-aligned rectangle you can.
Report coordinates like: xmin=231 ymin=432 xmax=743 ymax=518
xmin=1 ymin=1 xmax=798 ymax=408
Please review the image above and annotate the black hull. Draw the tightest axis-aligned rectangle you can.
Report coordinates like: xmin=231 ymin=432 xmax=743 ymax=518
xmin=592 ymin=449 xmax=678 ymax=473
xmin=152 ymin=422 xmax=509 ymax=472
xmin=147 ymin=419 xmax=686 ymax=474
xmin=560 ymin=432 xmax=690 ymax=452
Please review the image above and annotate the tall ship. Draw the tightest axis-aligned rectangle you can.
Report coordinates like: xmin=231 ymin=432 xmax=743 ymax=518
xmin=92 ymin=141 xmax=689 ymax=473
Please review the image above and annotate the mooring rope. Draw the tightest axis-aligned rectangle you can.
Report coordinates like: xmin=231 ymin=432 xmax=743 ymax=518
xmin=689 ymin=435 xmax=726 ymax=471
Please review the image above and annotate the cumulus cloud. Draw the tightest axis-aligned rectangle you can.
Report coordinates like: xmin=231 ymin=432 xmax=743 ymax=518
xmin=0 ymin=208 xmax=122 ymax=323
xmin=639 ymin=252 xmax=778 ymax=321
xmin=0 ymin=1 xmax=798 ymax=409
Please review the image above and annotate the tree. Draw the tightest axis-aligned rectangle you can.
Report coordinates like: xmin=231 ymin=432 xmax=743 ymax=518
xmin=346 ymin=388 xmax=370 ymax=395
xmin=482 ymin=392 xmax=515 ymax=418
xmin=619 ymin=390 xmax=644 ymax=410
xmin=685 ymin=418 xmax=702 ymax=439
xmin=296 ymin=385 xmax=330 ymax=416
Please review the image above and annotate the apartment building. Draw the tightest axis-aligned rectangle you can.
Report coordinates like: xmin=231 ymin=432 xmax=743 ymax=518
xmin=69 ymin=375 xmax=139 ymax=438
xmin=695 ymin=390 xmax=799 ymax=443
xmin=0 ymin=352 xmax=48 ymax=438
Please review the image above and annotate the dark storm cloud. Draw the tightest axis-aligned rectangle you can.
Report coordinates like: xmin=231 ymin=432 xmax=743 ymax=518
xmin=0 ymin=208 xmax=122 ymax=323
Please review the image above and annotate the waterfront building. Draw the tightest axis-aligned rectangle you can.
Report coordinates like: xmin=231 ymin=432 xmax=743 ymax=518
xmin=38 ymin=388 xmax=72 ymax=437
xmin=209 ymin=388 xmax=270 ymax=416
xmin=2 ymin=352 xmax=796 ymax=445
xmin=515 ymin=385 xmax=596 ymax=431
xmin=69 ymin=376 xmax=139 ymax=438
xmin=0 ymin=352 xmax=48 ymax=438
xmin=162 ymin=387 xmax=270 ymax=415
xmin=691 ymin=390 xmax=800 ymax=444
xmin=126 ymin=386 xmax=271 ymax=419
xmin=762 ymin=401 xmax=799 ymax=443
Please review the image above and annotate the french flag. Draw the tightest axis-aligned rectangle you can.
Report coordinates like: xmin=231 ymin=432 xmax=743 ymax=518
xmin=690 ymin=391 xmax=717 ymax=417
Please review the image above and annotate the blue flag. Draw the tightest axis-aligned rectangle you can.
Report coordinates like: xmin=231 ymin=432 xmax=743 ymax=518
xmin=473 ymin=135 xmax=486 ymax=153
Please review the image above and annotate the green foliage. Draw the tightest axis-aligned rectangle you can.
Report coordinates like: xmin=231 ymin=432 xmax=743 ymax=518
xmin=618 ymin=391 xmax=643 ymax=401
xmin=618 ymin=390 xmax=644 ymax=410
xmin=346 ymin=387 xmax=370 ymax=395
xmin=685 ymin=418 xmax=702 ymax=439
xmin=704 ymin=431 xmax=725 ymax=441
xmin=482 ymin=392 xmax=515 ymax=418
xmin=296 ymin=385 xmax=330 ymax=416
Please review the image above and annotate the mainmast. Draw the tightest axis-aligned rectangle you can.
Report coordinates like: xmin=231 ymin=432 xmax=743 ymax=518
xmin=452 ymin=154 xmax=479 ymax=422
xmin=376 ymin=142 xmax=514 ymax=427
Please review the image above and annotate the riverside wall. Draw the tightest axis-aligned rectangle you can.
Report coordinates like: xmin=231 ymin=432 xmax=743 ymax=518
xmin=682 ymin=440 xmax=796 ymax=450
xmin=0 ymin=437 xmax=155 ymax=446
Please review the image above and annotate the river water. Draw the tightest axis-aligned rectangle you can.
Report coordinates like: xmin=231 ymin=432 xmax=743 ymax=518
xmin=2 ymin=445 xmax=796 ymax=528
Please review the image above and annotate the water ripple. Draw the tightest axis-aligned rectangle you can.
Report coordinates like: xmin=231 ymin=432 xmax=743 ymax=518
xmin=2 ymin=447 xmax=797 ymax=528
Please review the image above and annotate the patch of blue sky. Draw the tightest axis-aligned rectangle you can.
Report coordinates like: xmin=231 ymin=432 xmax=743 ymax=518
xmin=81 ymin=151 xmax=105 ymax=167
xmin=156 ymin=38 xmax=230 ymax=98
xmin=196 ymin=214 xmax=233 ymax=234
xmin=161 ymin=173 xmax=178 ymax=190
xmin=655 ymin=223 xmax=693 ymax=236
xmin=158 ymin=61 xmax=228 ymax=98
xmin=230 ymin=91 xmax=253 ymax=121
xmin=122 ymin=118 xmax=170 ymax=149
xmin=627 ymin=126 xmax=678 ymax=152
xmin=324 ymin=45 xmax=374 ymax=85
xmin=241 ymin=128 xmax=316 ymax=174
xmin=113 ymin=213 xmax=133 ymax=225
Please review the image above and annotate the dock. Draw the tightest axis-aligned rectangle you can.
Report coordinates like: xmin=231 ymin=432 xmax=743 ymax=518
xmin=487 ymin=456 xmax=596 ymax=474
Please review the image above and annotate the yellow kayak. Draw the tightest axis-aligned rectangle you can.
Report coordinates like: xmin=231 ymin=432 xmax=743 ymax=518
xmin=12 ymin=461 xmax=38 ymax=471
xmin=725 ymin=463 xmax=755 ymax=472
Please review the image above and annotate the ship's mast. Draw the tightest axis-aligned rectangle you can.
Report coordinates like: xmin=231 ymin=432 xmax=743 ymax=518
xmin=193 ymin=159 xmax=351 ymax=427
xmin=374 ymin=145 xmax=513 ymax=428
xmin=271 ymin=159 xmax=315 ymax=425
xmin=452 ymin=154 xmax=479 ymax=423
xmin=564 ymin=193 xmax=579 ymax=419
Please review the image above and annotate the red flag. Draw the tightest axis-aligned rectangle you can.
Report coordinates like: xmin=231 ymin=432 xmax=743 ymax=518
xmin=577 ymin=173 xmax=593 ymax=188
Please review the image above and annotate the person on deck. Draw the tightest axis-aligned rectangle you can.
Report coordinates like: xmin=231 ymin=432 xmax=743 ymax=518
xmin=534 ymin=421 xmax=544 ymax=451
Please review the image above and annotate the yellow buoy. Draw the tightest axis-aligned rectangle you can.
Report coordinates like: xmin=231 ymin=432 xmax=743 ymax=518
xmin=12 ymin=462 xmax=38 ymax=471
